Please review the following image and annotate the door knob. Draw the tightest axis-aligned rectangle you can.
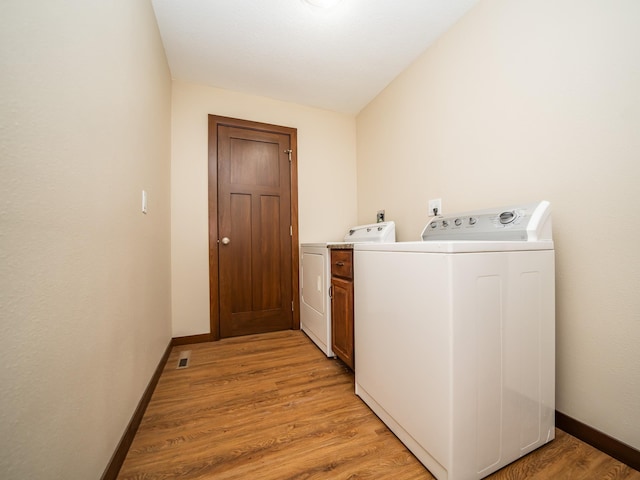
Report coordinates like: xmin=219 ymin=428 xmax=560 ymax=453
xmin=221 ymin=237 xmax=230 ymax=245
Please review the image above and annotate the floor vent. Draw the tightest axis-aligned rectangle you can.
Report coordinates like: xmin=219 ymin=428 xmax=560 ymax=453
xmin=177 ymin=350 xmax=191 ymax=369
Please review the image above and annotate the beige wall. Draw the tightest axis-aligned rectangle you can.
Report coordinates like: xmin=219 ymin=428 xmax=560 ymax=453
xmin=171 ymin=81 xmax=357 ymax=337
xmin=357 ymin=0 xmax=640 ymax=449
xmin=0 ymin=1 xmax=172 ymax=478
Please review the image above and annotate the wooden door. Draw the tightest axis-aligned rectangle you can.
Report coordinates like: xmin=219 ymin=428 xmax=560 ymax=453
xmin=209 ymin=116 xmax=299 ymax=339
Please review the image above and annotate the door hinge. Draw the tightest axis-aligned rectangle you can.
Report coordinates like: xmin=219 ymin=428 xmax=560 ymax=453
xmin=290 ymin=225 xmax=293 ymax=236
xmin=284 ymin=149 xmax=292 ymax=162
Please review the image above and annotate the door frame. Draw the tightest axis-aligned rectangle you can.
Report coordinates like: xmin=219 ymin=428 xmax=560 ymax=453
xmin=208 ymin=115 xmax=300 ymax=340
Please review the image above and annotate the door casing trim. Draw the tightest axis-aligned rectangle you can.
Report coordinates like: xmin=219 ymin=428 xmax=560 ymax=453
xmin=207 ymin=115 xmax=300 ymax=340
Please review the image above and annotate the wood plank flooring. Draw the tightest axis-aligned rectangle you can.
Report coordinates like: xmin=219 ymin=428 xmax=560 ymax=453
xmin=118 ymin=330 xmax=640 ymax=480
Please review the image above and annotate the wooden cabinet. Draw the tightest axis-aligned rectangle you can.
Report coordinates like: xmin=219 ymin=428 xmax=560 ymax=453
xmin=330 ymin=249 xmax=354 ymax=370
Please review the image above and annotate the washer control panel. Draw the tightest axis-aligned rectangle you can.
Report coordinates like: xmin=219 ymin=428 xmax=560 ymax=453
xmin=421 ymin=201 xmax=552 ymax=242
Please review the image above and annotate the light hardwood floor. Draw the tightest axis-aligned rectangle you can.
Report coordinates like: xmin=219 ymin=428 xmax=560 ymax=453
xmin=118 ymin=330 xmax=639 ymax=480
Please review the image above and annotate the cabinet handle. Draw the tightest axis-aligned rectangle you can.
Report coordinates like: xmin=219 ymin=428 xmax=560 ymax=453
xmin=336 ymin=261 xmax=344 ymax=266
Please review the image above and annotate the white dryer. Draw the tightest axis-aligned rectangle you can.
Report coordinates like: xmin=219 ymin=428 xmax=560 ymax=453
xmin=353 ymin=201 xmax=555 ymax=480
xmin=299 ymin=221 xmax=395 ymax=357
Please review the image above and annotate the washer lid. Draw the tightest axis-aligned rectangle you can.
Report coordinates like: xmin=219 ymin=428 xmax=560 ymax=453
xmin=421 ymin=201 xmax=552 ymax=242
xmin=354 ymin=239 xmax=553 ymax=253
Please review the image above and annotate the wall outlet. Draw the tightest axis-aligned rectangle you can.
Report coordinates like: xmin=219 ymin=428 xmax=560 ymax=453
xmin=428 ymin=198 xmax=442 ymax=217
xmin=376 ymin=210 xmax=385 ymax=223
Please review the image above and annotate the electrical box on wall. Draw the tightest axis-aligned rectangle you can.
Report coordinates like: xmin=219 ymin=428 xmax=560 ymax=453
xmin=428 ymin=198 xmax=442 ymax=217
xmin=377 ymin=210 xmax=385 ymax=223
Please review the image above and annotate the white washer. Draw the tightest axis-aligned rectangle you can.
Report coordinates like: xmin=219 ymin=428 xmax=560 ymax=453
xmin=299 ymin=221 xmax=396 ymax=357
xmin=353 ymin=202 xmax=555 ymax=480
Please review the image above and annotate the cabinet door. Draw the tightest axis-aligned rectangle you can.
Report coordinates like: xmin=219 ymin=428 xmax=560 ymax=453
xmin=331 ymin=276 xmax=354 ymax=369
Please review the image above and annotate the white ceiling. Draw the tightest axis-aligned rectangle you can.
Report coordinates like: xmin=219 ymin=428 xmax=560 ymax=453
xmin=151 ymin=0 xmax=479 ymax=114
